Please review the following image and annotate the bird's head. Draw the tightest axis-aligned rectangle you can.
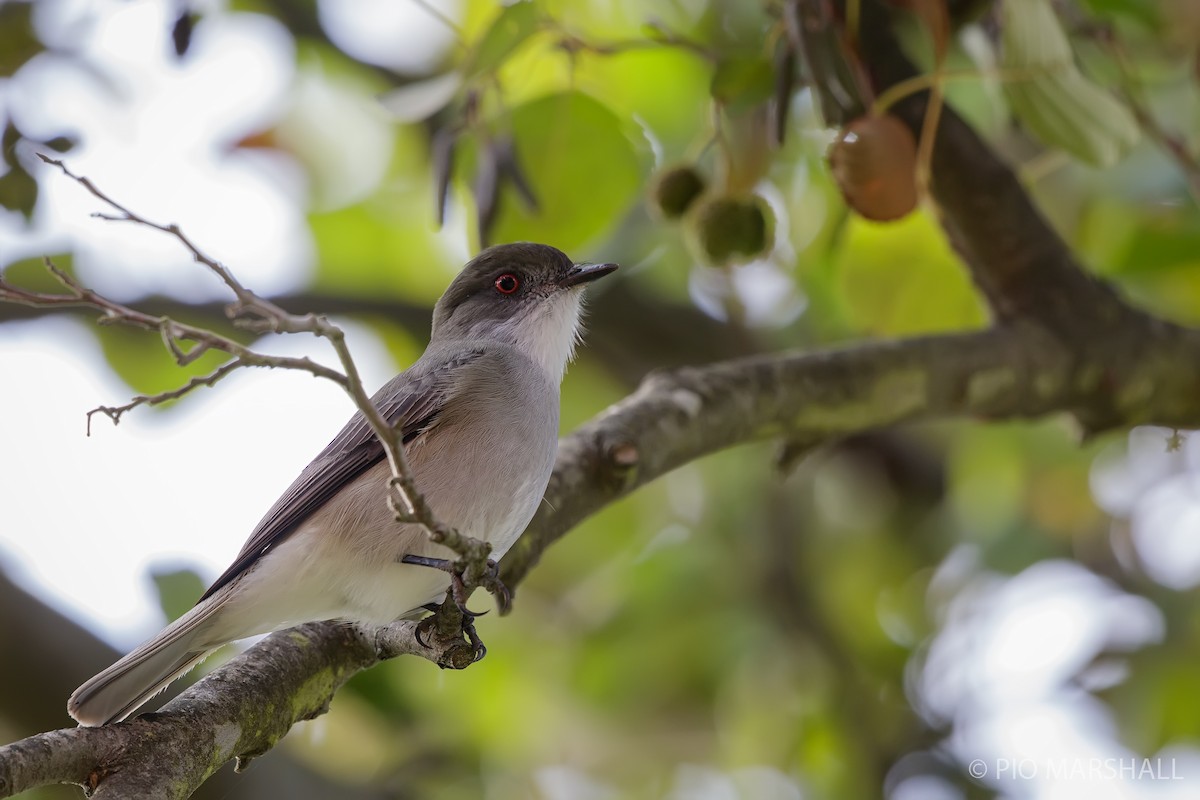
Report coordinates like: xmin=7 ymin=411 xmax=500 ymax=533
xmin=431 ymin=242 xmax=617 ymax=382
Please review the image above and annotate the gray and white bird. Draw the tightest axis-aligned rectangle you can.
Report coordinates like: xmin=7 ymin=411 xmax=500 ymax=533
xmin=68 ymin=242 xmax=616 ymax=726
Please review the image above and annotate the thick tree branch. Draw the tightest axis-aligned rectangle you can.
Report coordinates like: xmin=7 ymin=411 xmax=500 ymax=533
xmin=5 ymin=7 xmax=1200 ymax=797
xmin=5 ymin=313 xmax=1200 ymax=798
xmin=0 ymin=622 xmax=442 ymax=800
xmin=503 ymin=319 xmax=1200 ymax=582
xmin=0 ymin=570 xmax=381 ymax=800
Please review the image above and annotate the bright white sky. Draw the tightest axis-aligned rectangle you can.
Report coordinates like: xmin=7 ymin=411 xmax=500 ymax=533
xmin=1 ymin=1 xmax=1199 ymax=797
xmin=0 ymin=315 xmax=397 ymax=642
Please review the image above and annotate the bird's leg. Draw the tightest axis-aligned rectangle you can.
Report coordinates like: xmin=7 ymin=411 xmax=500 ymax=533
xmin=402 ymin=552 xmax=513 ymax=663
xmin=400 ymin=554 xmax=488 ymax=616
xmin=478 ymin=559 xmax=512 ymax=615
xmin=399 ymin=553 xmax=512 ymax=615
xmin=461 ymin=614 xmax=487 ymax=661
xmin=414 ymin=602 xmax=441 ymax=650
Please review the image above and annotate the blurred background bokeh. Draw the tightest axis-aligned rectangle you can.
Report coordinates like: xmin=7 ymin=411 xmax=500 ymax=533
xmin=2 ymin=0 xmax=1200 ymax=798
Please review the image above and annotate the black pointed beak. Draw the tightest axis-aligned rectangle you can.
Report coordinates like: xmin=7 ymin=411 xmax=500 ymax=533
xmin=562 ymin=261 xmax=618 ymax=287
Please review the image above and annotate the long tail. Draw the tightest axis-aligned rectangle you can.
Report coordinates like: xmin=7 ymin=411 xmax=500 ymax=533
xmin=68 ymin=597 xmax=226 ymax=727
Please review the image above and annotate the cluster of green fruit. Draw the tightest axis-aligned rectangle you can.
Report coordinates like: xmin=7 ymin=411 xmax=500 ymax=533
xmin=650 ymin=165 xmax=774 ymax=266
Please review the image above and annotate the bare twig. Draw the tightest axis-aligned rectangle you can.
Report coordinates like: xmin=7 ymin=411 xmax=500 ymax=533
xmin=4 ymin=160 xmax=503 ymax=608
xmin=5 ymin=6 xmax=1200 ymax=799
xmin=36 ymin=155 xmax=282 ymax=320
xmin=0 ymin=258 xmax=347 ymax=431
xmin=86 ymin=360 xmax=244 ymax=434
xmin=6 ymin=306 xmax=1200 ymax=797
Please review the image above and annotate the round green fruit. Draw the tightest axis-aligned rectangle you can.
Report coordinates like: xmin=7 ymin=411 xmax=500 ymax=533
xmin=651 ymin=165 xmax=706 ymax=219
xmin=693 ymin=195 xmax=772 ymax=265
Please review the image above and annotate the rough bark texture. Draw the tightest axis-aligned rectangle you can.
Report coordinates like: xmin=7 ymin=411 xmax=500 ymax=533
xmin=4 ymin=2 xmax=1200 ymax=798
xmin=4 ymin=324 xmax=1200 ymax=798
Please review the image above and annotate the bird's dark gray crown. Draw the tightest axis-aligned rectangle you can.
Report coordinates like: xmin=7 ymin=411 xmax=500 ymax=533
xmin=431 ymin=242 xmax=574 ymax=337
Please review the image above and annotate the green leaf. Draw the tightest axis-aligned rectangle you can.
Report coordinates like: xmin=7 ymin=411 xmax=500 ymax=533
xmin=485 ymin=91 xmax=640 ymax=252
xmin=150 ymin=567 xmax=206 ymax=622
xmin=710 ymin=56 xmax=775 ymax=112
xmin=834 ymin=213 xmax=988 ymax=336
xmin=1004 ymin=72 xmax=1139 ymax=166
xmin=1001 ymin=0 xmax=1139 ymax=166
xmin=0 ymin=253 xmax=74 ymax=290
xmin=1000 ymin=0 xmax=1075 ymax=68
xmin=0 ymin=2 xmax=41 ymax=78
xmin=93 ymin=323 xmax=232 ymax=400
xmin=463 ymin=1 xmax=541 ymax=79
xmin=308 ymin=200 xmax=449 ymax=300
xmin=0 ymin=161 xmax=38 ymax=221
xmin=306 ymin=125 xmax=457 ymax=303
xmin=1078 ymin=0 xmax=1161 ymax=28
xmin=1115 ymin=219 xmax=1200 ymax=275
xmin=2 ymin=121 xmax=20 ymax=167
xmin=575 ymin=47 xmax=711 ymax=148
xmin=41 ymin=135 xmax=77 ymax=153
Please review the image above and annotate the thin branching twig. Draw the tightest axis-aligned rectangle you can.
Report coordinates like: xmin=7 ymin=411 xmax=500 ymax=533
xmin=0 ymin=257 xmax=347 ymax=433
xmin=1 ymin=158 xmax=503 ymax=609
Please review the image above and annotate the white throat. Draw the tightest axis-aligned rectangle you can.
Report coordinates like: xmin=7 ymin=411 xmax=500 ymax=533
xmin=474 ymin=290 xmax=584 ymax=384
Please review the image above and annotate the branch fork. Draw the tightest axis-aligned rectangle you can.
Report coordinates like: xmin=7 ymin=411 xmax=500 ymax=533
xmin=6 ymin=11 xmax=1200 ymax=794
xmin=0 ymin=157 xmax=499 ymax=630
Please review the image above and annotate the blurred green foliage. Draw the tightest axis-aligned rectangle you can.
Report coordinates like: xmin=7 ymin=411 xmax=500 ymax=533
xmin=3 ymin=0 xmax=1200 ymax=798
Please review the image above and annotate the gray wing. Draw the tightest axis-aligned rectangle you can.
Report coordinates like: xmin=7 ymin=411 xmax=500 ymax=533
xmin=197 ymin=348 xmax=485 ymax=602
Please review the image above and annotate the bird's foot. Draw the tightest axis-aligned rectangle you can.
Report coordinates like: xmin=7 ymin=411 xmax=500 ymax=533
xmin=403 ymin=553 xmax=511 ymax=665
xmin=413 ymin=599 xmax=486 ymax=664
xmin=400 ymin=553 xmax=511 ymax=615
xmin=479 ymin=558 xmax=512 ymax=615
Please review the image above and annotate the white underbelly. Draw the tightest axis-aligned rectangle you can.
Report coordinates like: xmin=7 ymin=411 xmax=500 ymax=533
xmin=206 ymin=441 xmax=553 ymax=639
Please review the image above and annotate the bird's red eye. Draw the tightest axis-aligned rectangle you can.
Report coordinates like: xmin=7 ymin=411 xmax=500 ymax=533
xmin=494 ymin=273 xmax=520 ymax=294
